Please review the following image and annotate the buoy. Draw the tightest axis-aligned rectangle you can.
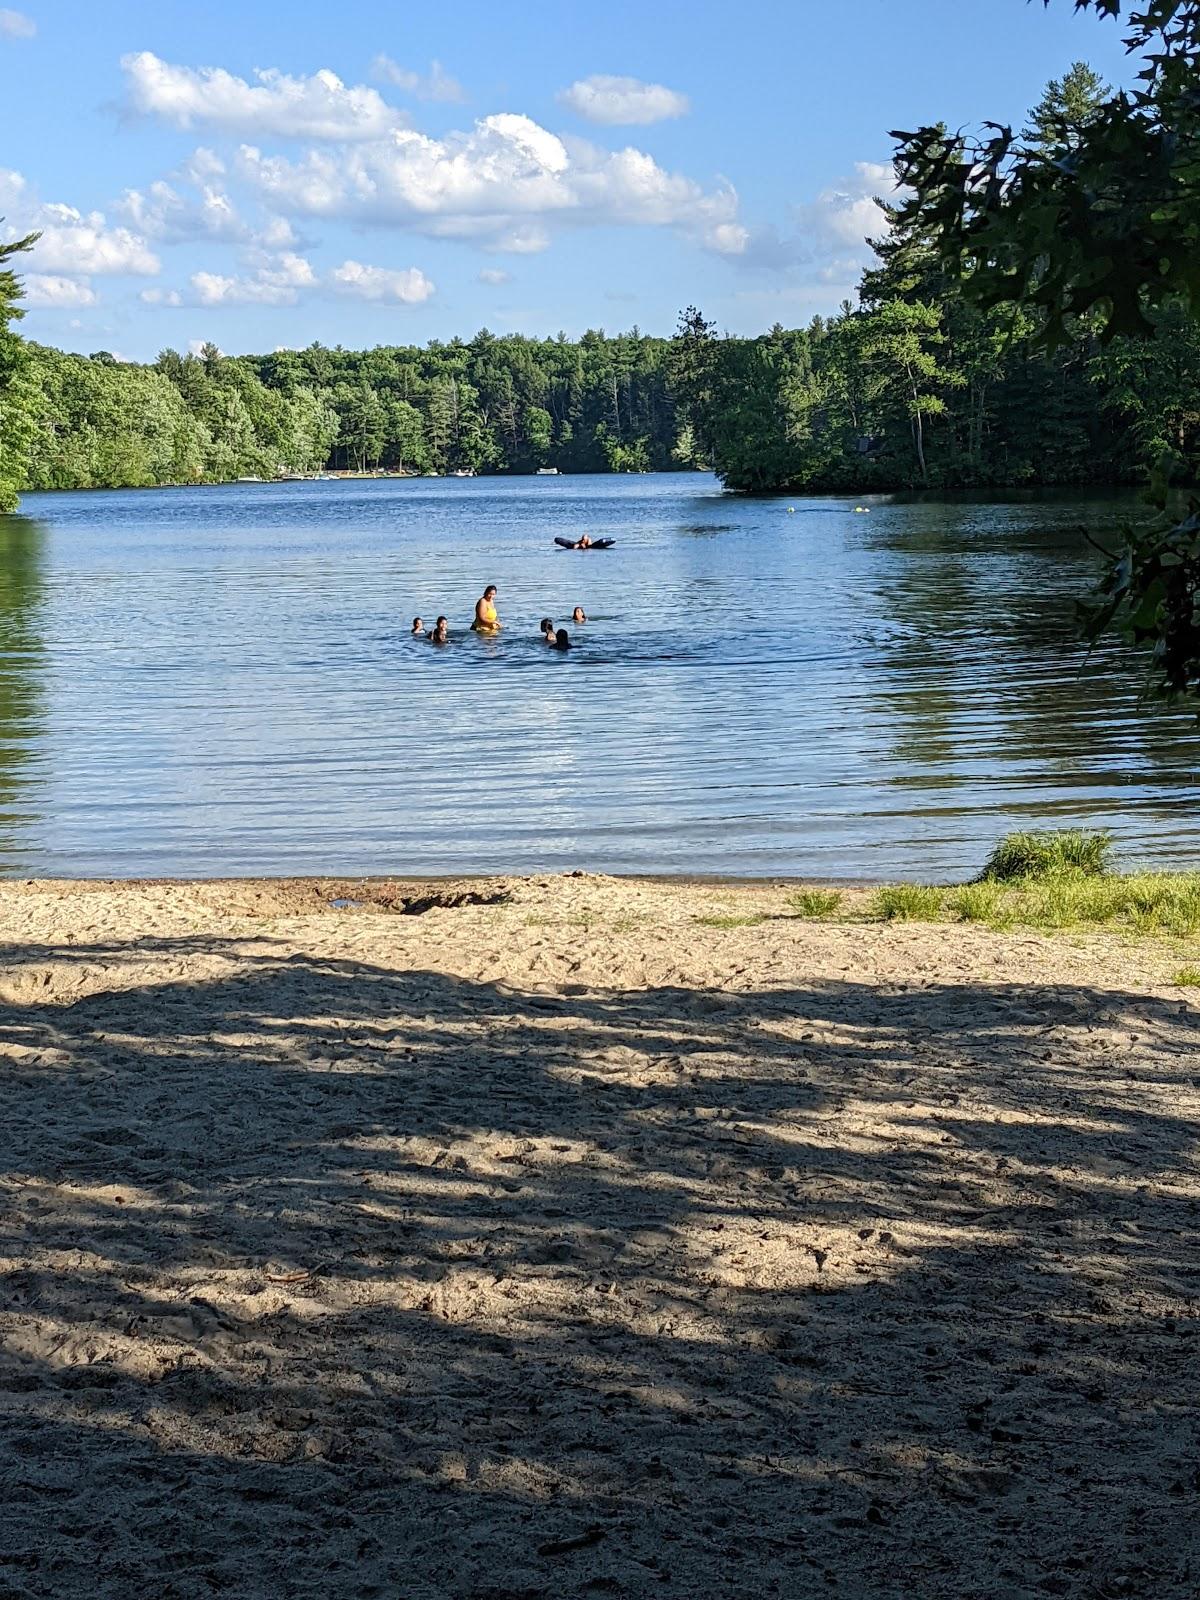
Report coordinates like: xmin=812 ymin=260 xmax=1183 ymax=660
xmin=787 ymin=506 xmax=795 ymax=513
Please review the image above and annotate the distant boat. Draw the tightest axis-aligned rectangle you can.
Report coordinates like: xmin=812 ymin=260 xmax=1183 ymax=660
xmin=451 ymin=468 xmax=475 ymax=478
xmin=235 ymin=476 xmax=264 ymax=483
xmin=535 ymin=466 xmax=560 ymax=475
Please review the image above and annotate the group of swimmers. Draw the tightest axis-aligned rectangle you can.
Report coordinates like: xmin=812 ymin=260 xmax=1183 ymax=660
xmin=411 ymin=585 xmax=587 ymax=652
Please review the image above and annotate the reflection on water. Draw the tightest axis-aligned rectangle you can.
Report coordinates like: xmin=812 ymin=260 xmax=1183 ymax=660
xmin=1 ymin=475 xmax=1197 ymax=878
xmin=0 ymin=514 xmax=45 ymax=866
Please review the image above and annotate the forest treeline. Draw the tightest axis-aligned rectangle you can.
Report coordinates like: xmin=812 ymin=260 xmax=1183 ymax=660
xmin=1 ymin=64 xmax=1196 ymax=511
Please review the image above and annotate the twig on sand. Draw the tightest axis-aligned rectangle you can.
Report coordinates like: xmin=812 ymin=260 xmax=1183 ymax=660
xmin=537 ymin=1527 xmax=606 ymax=1557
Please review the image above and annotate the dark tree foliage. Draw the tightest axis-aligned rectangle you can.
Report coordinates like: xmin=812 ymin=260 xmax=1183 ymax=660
xmin=890 ymin=0 xmax=1200 ymax=699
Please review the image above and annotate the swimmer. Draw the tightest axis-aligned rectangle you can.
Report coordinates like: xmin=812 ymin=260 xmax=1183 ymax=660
xmin=551 ymin=628 xmax=571 ymax=651
xmin=411 ymin=616 xmax=425 ymax=636
xmin=472 ymin=585 xmax=501 ymax=632
xmin=572 ymin=606 xmax=586 ymax=624
xmin=539 ymin=616 xmax=556 ymax=643
xmin=576 ymin=534 xmax=593 ymax=549
xmin=429 ymin=615 xmax=449 ymax=645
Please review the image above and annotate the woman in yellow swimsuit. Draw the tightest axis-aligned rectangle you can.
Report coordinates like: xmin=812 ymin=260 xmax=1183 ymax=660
xmin=472 ymin=585 xmax=501 ymax=633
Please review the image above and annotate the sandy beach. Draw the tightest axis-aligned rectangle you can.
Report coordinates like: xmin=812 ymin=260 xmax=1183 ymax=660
xmin=1 ymin=872 xmax=1198 ymax=1598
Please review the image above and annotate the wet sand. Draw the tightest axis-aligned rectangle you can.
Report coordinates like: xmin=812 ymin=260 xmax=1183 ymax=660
xmin=1 ymin=874 xmax=1198 ymax=1598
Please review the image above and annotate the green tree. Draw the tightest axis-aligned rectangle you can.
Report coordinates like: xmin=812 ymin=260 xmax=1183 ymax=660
xmin=860 ymin=300 xmax=963 ymax=481
xmin=0 ymin=228 xmax=39 ymax=513
xmin=890 ymin=0 xmax=1200 ymax=699
xmin=1023 ymin=60 xmax=1109 ymax=151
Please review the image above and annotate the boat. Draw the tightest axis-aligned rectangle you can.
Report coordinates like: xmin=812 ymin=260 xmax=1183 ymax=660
xmin=535 ymin=466 xmax=560 ymax=475
xmin=236 ymin=476 xmax=264 ymax=483
xmin=451 ymin=469 xmax=476 ymax=478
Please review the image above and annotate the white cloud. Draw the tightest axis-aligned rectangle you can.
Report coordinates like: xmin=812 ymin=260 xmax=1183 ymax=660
xmin=0 ymin=8 xmax=35 ymax=39
xmin=726 ymin=160 xmax=901 ymax=286
xmin=140 ymin=287 xmax=183 ymax=306
xmin=0 ymin=167 xmax=27 ymax=208
xmin=2 ymin=167 xmax=160 ymax=278
xmin=23 ymin=275 xmax=98 ymax=308
xmin=118 ymin=178 xmax=244 ymax=243
xmin=121 ymin=51 xmax=407 ymax=141
xmin=33 ymin=211 xmax=160 ymax=276
xmin=329 ymin=260 xmax=435 ymax=304
xmin=486 ymin=224 xmax=550 ymax=255
xmin=477 ymin=267 xmax=511 ymax=285
xmin=191 ymin=251 xmax=316 ymax=306
xmin=235 ymin=112 xmax=740 ymax=254
xmin=370 ymin=55 xmax=465 ymax=103
xmin=183 ymin=147 xmax=227 ymax=182
xmin=558 ymin=74 xmax=688 ymax=126
xmin=801 ymin=160 xmax=900 ymax=253
xmin=188 ymin=338 xmax=221 ymax=357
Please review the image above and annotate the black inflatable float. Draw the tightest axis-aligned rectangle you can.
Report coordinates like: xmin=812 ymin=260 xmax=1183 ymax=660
xmin=554 ymin=537 xmax=615 ymax=550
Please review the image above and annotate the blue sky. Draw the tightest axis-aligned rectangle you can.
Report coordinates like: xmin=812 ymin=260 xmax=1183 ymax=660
xmin=1 ymin=0 xmax=1137 ymax=360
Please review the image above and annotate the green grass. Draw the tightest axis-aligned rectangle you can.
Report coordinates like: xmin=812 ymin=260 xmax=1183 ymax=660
xmin=873 ymin=884 xmax=945 ymax=922
xmin=949 ymin=882 xmax=1012 ymax=927
xmin=790 ymin=889 xmax=844 ymax=918
xmin=980 ymin=828 xmax=1113 ymax=883
xmin=695 ymin=913 xmax=769 ymax=929
xmin=1172 ymin=966 xmax=1200 ymax=987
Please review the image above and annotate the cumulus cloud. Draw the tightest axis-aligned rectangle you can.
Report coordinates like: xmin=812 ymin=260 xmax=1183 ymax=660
xmin=117 ymin=178 xmax=244 ymax=244
xmin=191 ymin=251 xmax=316 ymax=306
xmin=0 ymin=8 xmax=35 ymax=38
xmin=727 ymin=160 xmax=901 ymax=287
xmin=33 ymin=210 xmax=160 ymax=276
xmin=165 ymin=253 xmax=431 ymax=309
xmin=477 ymin=267 xmax=511 ymax=285
xmin=801 ymin=160 xmax=899 ymax=251
xmin=370 ymin=55 xmax=465 ymax=103
xmin=23 ymin=275 xmax=98 ymax=308
xmin=121 ymin=51 xmax=407 ymax=141
xmin=557 ymin=74 xmax=688 ymax=126
xmin=1 ymin=166 xmax=161 ymax=278
xmin=235 ymin=111 xmax=740 ymax=255
xmin=329 ymin=260 xmax=435 ymax=303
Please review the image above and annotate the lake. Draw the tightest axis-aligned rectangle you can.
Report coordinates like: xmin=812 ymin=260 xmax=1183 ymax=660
xmin=0 ymin=472 xmax=1197 ymax=880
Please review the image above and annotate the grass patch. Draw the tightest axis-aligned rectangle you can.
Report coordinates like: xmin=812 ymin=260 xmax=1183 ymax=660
xmin=873 ymin=884 xmax=945 ymax=922
xmin=1173 ymin=966 xmax=1200 ymax=987
xmin=695 ymin=913 xmax=769 ymax=930
xmin=950 ymin=882 xmax=1011 ymax=926
xmin=790 ymin=889 xmax=844 ymax=918
xmin=980 ymin=828 xmax=1112 ymax=883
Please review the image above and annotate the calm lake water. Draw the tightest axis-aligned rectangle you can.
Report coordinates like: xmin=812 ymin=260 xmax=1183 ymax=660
xmin=0 ymin=473 xmax=1197 ymax=880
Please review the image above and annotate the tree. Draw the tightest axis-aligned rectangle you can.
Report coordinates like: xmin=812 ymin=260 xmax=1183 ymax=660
xmin=0 ymin=227 xmax=39 ymax=513
xmin=890 ymin=1 xmax=1200 ymax=698
xmin=860 ymin=300 xmax=963 ymax=481
xmin=1023 ymin=60 xmax=1109 ymax=151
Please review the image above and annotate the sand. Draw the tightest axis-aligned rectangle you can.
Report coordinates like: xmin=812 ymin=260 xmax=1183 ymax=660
xmin=1 ymin=872 xmax=1198 ymax=1599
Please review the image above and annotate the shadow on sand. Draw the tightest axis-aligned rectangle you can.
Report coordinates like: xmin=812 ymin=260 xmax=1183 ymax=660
xmin=1 ymin=932 xmax=1199 ymax=1598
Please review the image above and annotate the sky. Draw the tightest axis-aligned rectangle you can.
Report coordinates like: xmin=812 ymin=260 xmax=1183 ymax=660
xmin=0 ymin=0 xmax=1139 ymax=361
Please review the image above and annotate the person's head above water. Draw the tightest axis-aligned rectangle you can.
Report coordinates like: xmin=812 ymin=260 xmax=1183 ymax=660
xmin=412 ymin=617 xmax=424 ymax=635
xmin=430 ymin=615 xmax=449 ymax=643
xmin=572 ymin=606 xmax=586 ymax=624
xmin=484 ymin=585 xmax=497 ymax=601
xmin=553 ymin=628 xmax=571 ymax=650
